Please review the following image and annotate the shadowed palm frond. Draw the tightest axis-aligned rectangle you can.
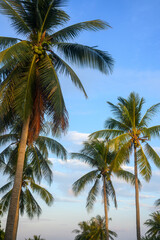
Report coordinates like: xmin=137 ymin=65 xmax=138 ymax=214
xmin=86 ymin=179 xmax=100 ymax=211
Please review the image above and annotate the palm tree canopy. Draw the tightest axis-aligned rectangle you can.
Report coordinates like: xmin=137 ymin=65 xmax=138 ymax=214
xmin=90 ymin=92 xmax=160 ymax=181
xmin=0 ymin=0 xmax=114 ymax=141
xmin=72 ymin=139 xmax=139 ymax=211
xmin=73 ymin=215 xmax=117 ymax=240
xmin=144 ymin=211 xmax=160 ymax=238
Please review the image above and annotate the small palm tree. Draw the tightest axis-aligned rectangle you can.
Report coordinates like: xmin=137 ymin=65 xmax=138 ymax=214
xmin=91 ymin=92 xmax=160 ymax=240
xmin=0 ymin=1 xmax=113 ymax=238
xmin=144 ymin=212 xmax=160 ymax=239
xmin=0 ymin=161 xmax=53 ymax=219
xmin=0 ymin=123 xmax=66 ymax=220
xmin=73 ymin=215 xmax=117 ymax=240
xmin=72 ymin=139 xmax=137 ymax=240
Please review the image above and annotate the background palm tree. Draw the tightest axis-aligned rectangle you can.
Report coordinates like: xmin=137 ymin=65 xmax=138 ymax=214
xmin=72 ymin=139 xmax=137 ymax=240
xmin=73 ymin=215 xmax=117 ymax=240
xmin=91 ymin=92 xmax=160 ymax=240
xmin=0 ymin=1 xmax=113 ymax=238
xmin=0 ymin=122 xmax=66 ymax=231
xmin=144 ymin=211 xmax=160 ymax=239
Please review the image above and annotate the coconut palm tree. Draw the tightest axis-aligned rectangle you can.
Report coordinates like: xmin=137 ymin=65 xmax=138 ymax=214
xmin=73 ymin=215 xmax=117 ymax=240
xmin=0 ymin=1 xmax=113 ymax=238
xmin=90 ymin=92 xmax=160 ymax=240
xmin=0 ymin=121 xmax=66 ymax=231
xmin=144 ymin=212 xmax=160 ymax=239
xmin=72 ymin=139 xmax=138 ymax=240
xmin=0 ymin=160 xmax=53 ymax=219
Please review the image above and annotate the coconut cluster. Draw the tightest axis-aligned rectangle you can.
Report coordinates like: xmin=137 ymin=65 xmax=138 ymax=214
xmin=33 ymin=45 xmax=46 ymax=60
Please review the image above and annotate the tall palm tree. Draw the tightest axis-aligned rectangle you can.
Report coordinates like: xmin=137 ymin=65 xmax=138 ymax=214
xmin=144 ymin=212 xmax=160 ymax=239
xmin=0 ymin=1 xmax=113 ymax=239
xmin=90 ymin=92 xmax=160 ymax=240
xmin=73 ymin=215 xmax=117 ymax=240
xmin=72 ymin=139 xmax=138 ymax=240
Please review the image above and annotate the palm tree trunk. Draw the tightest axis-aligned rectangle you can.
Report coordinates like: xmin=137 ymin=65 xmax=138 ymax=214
xmin=134 ymin=146 xmax=141 ymax=240
xmin=5 ymin=117 xmax=30 ymax=240
xmin=103 ymin=176 xmax=109 ymax=240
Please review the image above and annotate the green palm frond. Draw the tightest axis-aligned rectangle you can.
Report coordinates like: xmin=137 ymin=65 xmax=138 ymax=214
xmin=115 ymin=169 xmax=141 ymax=189
xmin=90 ymin=129 xmax=124 ymax=139
xmin=0 ymin=0 xmax=31 ymax=34
xmin=56 ymin=42 xmax=114 ymax=74
xmin=0 ymin=190 xmax=12 ymax=213
xmin=104 ymin=180 xmax=117 ymax=208
xmin=0 ymin=40 xmax=31 ymax=65
xmin=36 ymin=136 xmax=67 ymax=160
xmin=50 ymin=20 xmax=110 ymax=42
xmin=25 ymin=188 xmax=42 ymax=219
xmin=86 ymin=179 xmax=100 ymax=211
xmin=71 ymin=152 xmax=95 ymax=166
xmin=144 ymin=143 xmax=160 ymax=168
xmin=137 ymin=146 xmax=151 ymax=181
xmin=50 ymin=52 xmax=87 ymax=98
xmin=144 ymin=212 xmax=160 ymax=238
xmin=38 ymin=55 xmax=68 ymax=132
xmin=72 ymin=170 xmax=99 ymax=196
xmin=0 ymin=36 xmax=21 ymax=50
xmin=139 ymin=103 xmax=160 ymax=128
xmin=0 ymin=181 xmax=12 ymax=193
xmin=105 ymin=118 xmax=129 ymax=131
xmin=142 ymin=126 xmax=160 ymax=138
xmin=30 ymin=181 xmax=54 ymax=206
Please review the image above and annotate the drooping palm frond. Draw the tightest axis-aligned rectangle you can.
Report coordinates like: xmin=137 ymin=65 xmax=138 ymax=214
xmin=50 ymin=52 xmax=87 ymax=98
xmin=144 ymin=143 xmax=160 ymax=168
xmin=137 ymin=145 xmax=151 ymax=181
xmin=72 ymin=170 xmax=99 ymax=196
xmin=86 ymin=179 xmax=100 ymax=211
xmin=56 ymin=43 xmax=114 ymax=74
xmin=0 ymin=36 xmax=21 ymax=50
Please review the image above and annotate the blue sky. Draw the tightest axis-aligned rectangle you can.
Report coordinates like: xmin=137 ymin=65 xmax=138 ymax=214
xmin=1 ymin=0 xmax=160 ymax=239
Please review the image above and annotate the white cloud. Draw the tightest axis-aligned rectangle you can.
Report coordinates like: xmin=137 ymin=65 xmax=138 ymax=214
xmin=63 ymin=131 xmax=89 ymax=145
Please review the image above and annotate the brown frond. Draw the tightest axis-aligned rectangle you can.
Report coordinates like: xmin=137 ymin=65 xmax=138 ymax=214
xmin=28 ymin=87 xmax=44 ymax=145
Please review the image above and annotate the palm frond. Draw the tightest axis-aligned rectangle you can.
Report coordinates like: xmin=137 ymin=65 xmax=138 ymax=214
xmin=56 ymin=42 xmax=114 ymax=74
xmin=90 ymin=129 xmax=124 ymax=139
xmin=144 ymin=143 xmax=160 ymax=168
xmin=86 ymin=178 xmax=100 ymax=211
xmin=72 ymin=170 xmax=99 ymax=196
xmin=50 ymin=52 xmax=87 ymax=98
xmin=50 ymin=20 xmax=110 ymax=42
xmin=137 ymin=145 xmax=151 ymax=181
xmin=139 ymin=103 xmax=160 ymax=128
xmin=0 ymin=36 xmax=21 ymax=50
xmin=30 ymin=182 xmax=54 ymax=206
xmin=0 ymin=0 xmax=31 ymax=34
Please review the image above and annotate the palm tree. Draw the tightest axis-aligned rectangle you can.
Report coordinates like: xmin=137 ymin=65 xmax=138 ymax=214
xmin=144 ymin=212 xmax=160 ymax=239
xmin=0 ymin=1 xmax=113 ymax=238
xmin=73 ymin=215 xmax=117 ymax=240
xmin=0 ymin=160 xmax=54 ymax=220
xmin=90 ymin=92 xmax=160 ymax=240
xmin=72 ymin=139 xmax=138 ymax=240
xmin=0 ymin=122 xmax=66 ymax=230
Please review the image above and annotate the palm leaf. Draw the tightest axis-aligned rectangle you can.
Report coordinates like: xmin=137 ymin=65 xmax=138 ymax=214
xmin=72 ymin=170 xmax=99 ymax=195
xmin=50 ymin=20 xmax=110 ymax=42
xmin=56 ymin=42 xmax=114 ymax=74
xmin=139 ymin=103 xmax=160 ymax=128
xmin=144 ymin=143 xmax=160 ymax=168
xmin=86 ymin=178 xmax=100 ymax=211
xmin=137 ymin=145 xmax=151 ymax=181
xmin=0 ymin=36 xmax=21 ymax=50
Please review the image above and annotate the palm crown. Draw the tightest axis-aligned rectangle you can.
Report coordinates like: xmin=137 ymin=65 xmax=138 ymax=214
xmin=0 ymin=0 xmax=113 ymax=141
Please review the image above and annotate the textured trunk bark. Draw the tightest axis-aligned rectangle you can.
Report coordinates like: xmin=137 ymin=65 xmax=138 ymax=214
xmin=134 ymin=146 xmax=141 ymax=240
xmin=103 ymin=176 xmax=109 ymax=240
xmin=5 ymin=117 xmax=30 ymax=240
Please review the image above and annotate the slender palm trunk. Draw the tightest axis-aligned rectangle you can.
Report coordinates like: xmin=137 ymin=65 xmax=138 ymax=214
xmin=134 ymin=146 xmax=141 ymax=240
xmin=103 ymin=176 xmax=109 ymax=240
xmin=5 ymin=117 xmax=30 ymax=240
